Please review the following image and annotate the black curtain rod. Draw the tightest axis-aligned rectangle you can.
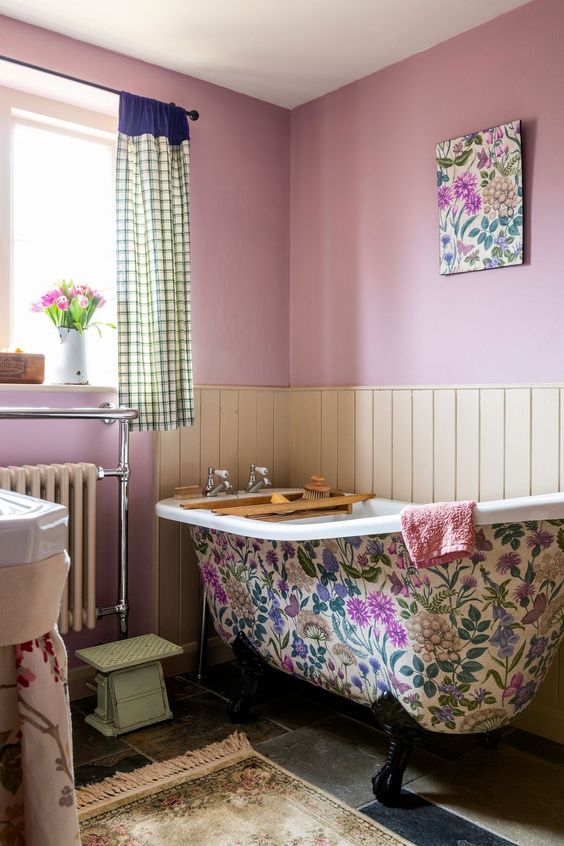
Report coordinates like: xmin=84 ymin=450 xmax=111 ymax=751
xmin=0 ymin=54 xmax=200 ymax=121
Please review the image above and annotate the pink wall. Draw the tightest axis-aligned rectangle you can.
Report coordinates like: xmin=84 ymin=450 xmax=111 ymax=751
xmin=290 ymin=0 xmax=564 ymax=386
xmin=0 ymin=15 xmax=291 ymax=387
xmin=0 ymin=17 xmax=290 ymax=658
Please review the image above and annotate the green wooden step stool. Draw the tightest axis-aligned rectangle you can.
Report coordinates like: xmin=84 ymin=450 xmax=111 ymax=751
xmin=76 ymin=634 xmax=183 ymax=737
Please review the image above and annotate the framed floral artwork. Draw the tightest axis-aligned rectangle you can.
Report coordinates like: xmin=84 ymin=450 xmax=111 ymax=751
xmin=436 ymin=120 xmax=523 ymax=274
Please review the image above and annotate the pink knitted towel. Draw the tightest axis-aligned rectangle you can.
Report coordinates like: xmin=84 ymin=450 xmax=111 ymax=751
xmin=399 ymin=500 xmax=476 ymax=569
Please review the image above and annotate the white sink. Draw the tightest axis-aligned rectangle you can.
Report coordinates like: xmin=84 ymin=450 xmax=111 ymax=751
xmin=0 ymin=490 xmax=68 ymax=566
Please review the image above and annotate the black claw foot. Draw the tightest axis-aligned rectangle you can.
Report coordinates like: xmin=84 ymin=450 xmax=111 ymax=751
xmin=227 ymin=632 xmax=265 ymax=724
xmin=479 ymin=728 xmax=503 ymax=750
xmin=372 ymin=736 xmax=413 ymax=806
xmin=371 ymin=692 xmax=425 ymax=806
xmin=228 ymin=694 xmax=253 ymax=722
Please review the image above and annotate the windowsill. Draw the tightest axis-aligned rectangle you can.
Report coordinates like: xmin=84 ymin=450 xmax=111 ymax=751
xmin=0 ymin=383 xmax=117 ymax=393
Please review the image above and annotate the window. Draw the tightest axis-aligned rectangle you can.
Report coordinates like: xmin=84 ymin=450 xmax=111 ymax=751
xmin=0 ymin=84 xmax=118 ymax=385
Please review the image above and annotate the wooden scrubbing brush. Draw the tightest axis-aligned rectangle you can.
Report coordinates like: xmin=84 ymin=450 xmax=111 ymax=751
xmin=303 ymin=474 xmax=332 ymax=500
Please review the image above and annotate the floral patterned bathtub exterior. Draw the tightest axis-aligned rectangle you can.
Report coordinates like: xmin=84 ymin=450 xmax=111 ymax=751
xmin=191 ymin=519 xmax=564 ymax=734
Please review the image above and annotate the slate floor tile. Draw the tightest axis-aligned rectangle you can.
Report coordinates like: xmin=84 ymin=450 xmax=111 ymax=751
xmin=71 ymin=708 xmax=131 ymax=767
xmin=504 ymin=727 xmax=564 ymax=766
xmin=74 ymin=749 xmax=152 ymax=789
xmin=199 ymin=660 xmax=298 ymax=704
xmin=165 ymin=673 xmax=205 ymax=702
xmin=406 ymin=742 xmax=564 ymax=846
xmin=256 ymin=714 xmax=443 ymax=809
xmin=71 ymin=695 xmax=97 ymax=717
xmin=362 ymin=793 xmax=518 ymax=846
xmin=124 ymin=691 xmax=287 ymax=762
xmin=255 ymin=692 xmax=333 ymax=730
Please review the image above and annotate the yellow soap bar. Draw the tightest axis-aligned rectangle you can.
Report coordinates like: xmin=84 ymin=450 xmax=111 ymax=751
xmin=271 ymin=493 xmax=290 ymax=504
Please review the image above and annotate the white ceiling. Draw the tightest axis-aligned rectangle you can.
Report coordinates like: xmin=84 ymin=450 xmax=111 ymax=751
xmin=0 ymin=60 xmax=118 ymax=114
xmin=0 ymin=0 xmax=532 ymax=108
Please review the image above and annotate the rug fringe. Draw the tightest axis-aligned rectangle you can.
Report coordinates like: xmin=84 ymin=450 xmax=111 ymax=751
xmin=76 ymin=731 xmax=252 ymax=811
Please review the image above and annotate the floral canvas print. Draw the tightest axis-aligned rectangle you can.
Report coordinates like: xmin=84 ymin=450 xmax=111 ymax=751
xmin=436 ymin=120 xmax=523 ymax=274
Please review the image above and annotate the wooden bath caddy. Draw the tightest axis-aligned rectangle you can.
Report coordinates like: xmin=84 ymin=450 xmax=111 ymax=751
xmin=180 ymin=491 xmax=374 ymax=523
xmin=179 ymin=491 xmax=307 ymax=511
xmin=215 ymin=493 xmax=374 ymax=521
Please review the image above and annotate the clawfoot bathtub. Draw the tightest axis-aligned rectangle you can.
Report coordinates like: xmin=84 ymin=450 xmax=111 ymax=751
xmin=158 ymin=492 xmax=564 ymax=805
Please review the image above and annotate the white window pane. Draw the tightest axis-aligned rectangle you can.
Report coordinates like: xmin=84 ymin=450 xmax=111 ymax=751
xmin=12 ymin=122 xmax=117 ymax=385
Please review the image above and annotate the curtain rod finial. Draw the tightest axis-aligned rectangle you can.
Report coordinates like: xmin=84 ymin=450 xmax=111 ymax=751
xmin=170 ymin=102 xmax=199 ymax=121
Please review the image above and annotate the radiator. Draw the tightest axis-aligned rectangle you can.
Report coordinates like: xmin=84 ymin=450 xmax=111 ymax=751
xmin=0 ymin=463 xmax=97 ymax=634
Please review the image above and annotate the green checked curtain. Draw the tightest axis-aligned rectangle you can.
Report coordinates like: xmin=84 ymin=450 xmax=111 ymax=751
xmin=116 ymin=92 xmax=194 ymax=431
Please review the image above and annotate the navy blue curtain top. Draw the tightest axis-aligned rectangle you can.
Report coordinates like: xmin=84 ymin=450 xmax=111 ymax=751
xmin=118 ymin=92 xmax=189 ymax=144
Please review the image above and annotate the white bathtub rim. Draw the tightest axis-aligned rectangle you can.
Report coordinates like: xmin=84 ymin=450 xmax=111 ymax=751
xmin=155 ymin=490 xmax=564 ymax=542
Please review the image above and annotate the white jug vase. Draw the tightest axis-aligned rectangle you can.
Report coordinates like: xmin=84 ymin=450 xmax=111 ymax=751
xmin=56 ymin=327 xmax=88 ymax=384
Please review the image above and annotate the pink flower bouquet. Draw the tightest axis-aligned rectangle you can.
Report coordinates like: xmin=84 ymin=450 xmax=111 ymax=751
xmin=31 ymin=280 xmax=115 ymax=334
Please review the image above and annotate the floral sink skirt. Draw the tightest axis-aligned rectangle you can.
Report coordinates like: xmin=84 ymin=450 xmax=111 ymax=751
xmin=0 ymin=554 xmax=80 ymax=846
xmin=191 ymin=519 xmax=564 ymax=734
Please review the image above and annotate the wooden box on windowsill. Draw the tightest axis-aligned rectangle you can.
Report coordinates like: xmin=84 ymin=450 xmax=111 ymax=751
xmin=0 ymin=352 xmax=45 ymax=384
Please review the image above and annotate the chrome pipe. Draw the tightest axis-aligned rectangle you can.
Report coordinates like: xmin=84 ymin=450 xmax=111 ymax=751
xmin=0 ymin=404 xmax=138 ymax=640
xmin=0 ymin=407 xmax=138 ymax=420
xmin=97 ymin=604 xmax=123 ymax=617
xmin=117 ymin=417 xmax=130 ymax=639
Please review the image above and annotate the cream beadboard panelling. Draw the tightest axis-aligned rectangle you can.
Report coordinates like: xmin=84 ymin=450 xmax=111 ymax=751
xmin=154 ymin=386 xmax=291 ymax=674
xmin=156 ymin=384 xmax=564 ymax=740
xmin=287 ymin=385 xmax=564 ymax=503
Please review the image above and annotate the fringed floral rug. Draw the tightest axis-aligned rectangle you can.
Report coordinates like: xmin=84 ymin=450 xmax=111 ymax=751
xmin=77 ymin=733 xmax=413 ymax=846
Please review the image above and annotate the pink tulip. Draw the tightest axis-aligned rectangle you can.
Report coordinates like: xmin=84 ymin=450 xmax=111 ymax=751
xmin=41 ymin=290 xmax=59 ymax=307
xmin=56 ymin=296 xmax=69 ymax=311
xmin=77 ymin=295 xmax=89 ymax=308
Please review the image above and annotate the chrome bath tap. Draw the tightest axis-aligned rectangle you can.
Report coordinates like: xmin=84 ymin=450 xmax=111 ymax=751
xmin=246 ymin=464 xmax=272 ymax=493
xmin=202 ymin=467 xmax=238 ymax=497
